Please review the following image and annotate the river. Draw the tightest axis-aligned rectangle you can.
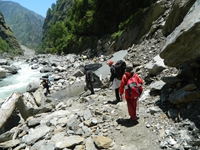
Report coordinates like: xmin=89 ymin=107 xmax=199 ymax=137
xmin=0 ymin=61 xmax=46 ymax=100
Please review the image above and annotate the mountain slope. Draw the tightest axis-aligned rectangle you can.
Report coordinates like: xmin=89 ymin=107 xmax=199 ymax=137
xmin=39 ymin=0 xmax=157 ymax=54
xmin=0 ymin=12 xmax=23 ymax=56
xmin=0 ymin=1 xmax=44 ymax=49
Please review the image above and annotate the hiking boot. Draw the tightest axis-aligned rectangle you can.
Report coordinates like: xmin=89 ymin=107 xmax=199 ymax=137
xmin=116 ymin=98 xmax=121 ymax=102
xmin=129 ymin=119 xmax=139 ymax=125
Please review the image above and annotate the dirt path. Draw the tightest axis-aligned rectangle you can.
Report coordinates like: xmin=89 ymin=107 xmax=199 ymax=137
xmin=81 ymin=89 xmax=162 ymax=150
xmin=109 ymin=97 xmax=161 ymax=150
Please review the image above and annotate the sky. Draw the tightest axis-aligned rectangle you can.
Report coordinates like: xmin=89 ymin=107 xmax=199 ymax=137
xmin=3 ymin=0 xmax=57 ymax=17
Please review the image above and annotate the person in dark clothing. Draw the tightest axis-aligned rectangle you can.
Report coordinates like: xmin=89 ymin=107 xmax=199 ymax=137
xmin=41 ymin=78 xmax=50 ymax=96
xmin=107 ymin=60 xmax=121 ymax=102
xmin=84 ymin=67 xmax=95 ymax=95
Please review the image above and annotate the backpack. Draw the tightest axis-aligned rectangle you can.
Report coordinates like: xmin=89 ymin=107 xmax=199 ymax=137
xmin=114 ymin=60 xmax=126 ymax=80
xmin=124 ymin=73 xmax=143 ymax=100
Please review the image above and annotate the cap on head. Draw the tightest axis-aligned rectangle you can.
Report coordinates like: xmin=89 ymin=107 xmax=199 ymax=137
xmin=107 ymin=60 xmax=114 ymax=66
xmin=126 ymin=65 xmax=133 ymax=73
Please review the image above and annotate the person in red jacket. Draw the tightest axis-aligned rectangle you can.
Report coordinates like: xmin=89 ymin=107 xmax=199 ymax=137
xmin=119 ymin=65 xmax=143 ymax=123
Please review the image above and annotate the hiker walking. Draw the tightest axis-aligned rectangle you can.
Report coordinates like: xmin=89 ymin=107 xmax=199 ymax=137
xmin=41 ymin=78 xmax=51 ymax=96
xmin=119 ymin=65 xmax=143 ymax=123
xmin=107 ymin=60 xmax=121 ymax=102
xmin=84 ymin=67 xmax=95 ymax=95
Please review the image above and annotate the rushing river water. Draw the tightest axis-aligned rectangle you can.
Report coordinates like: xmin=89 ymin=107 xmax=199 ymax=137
xmin=0 ymin=61 xmax=46 ymax=99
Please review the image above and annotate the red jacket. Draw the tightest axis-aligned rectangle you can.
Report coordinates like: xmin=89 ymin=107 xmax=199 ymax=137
xmin=119 ymin=72 xmax=143 ymax=99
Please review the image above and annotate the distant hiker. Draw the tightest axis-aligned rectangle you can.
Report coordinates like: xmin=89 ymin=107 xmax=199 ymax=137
xmin=40 ymin=78 xmax=51 ymax=96
xmin=119 ymin=65 xmax=143 ymax=123
xmin=107 ymin=60 xmax=124 ymax=103
xmin=84 ymin=67 xmax=95 ymax=95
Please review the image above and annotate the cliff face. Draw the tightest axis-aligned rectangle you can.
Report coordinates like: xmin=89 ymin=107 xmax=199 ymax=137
xmin=0 ymin=12 xmax=23 ymax=56
xmin=160 ymin=0 xmax=199 ymax=68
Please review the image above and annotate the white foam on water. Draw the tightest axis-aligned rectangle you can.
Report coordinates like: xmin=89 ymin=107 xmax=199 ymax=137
xmin=0 ymin=61 xmax=44 ymax=99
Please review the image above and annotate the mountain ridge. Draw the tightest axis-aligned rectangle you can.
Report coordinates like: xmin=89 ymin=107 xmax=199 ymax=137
xmin=0 ymin=1 xmax=44 ymax=49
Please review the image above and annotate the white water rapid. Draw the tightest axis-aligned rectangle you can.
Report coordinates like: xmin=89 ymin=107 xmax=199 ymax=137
xmin=0 ymin=61 xmax=45 ymax=100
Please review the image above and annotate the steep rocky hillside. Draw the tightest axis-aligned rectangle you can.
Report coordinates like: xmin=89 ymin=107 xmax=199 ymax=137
xmin=0 ymin=12 xmax=23 ymax=56
xmin=39 ymin=0 xmax=157 ymax=54
xmin=0 ymin=1 xmax=44 ymax=49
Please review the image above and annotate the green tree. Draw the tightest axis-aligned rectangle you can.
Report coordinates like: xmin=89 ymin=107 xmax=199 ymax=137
xmin=48 ymin=21 xmax=68 ymax=54
xmin=40 ymin=0 xmax=156 ymax=54
xmin=0 ymin=37 xmax=8 ymax=52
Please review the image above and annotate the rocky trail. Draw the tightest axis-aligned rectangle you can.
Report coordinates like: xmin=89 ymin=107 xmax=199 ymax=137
xmin=1 ymin=0 xmax=200 ymax=149
xmin=0 ymin=45 xmax=198 ymax=150
xmin=0 ymin=47 xmax=171 ymax=150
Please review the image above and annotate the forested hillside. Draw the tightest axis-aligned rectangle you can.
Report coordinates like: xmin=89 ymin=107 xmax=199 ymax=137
xmin=39 ymin=0 xmax=156 ymax=55
xmin=0 ymin=12 xmax=23 ymax=56
xmin=0 ymin=1 xmax=44 ymax=49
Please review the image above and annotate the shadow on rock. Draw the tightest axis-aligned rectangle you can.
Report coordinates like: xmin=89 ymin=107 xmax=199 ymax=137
xmin=106 ymin=99 xmax=123 ymax=105
xmin=116 ymin=118 xmax=139 ymax=127
xmin=107 ymin=100 xmax=119 ymax=105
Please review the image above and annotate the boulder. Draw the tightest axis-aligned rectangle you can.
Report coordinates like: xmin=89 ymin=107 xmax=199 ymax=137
xmin=145 ymin=55 xmax=166 ymax=75
xmin=162 ymin=0 xmax=196 ymax=36
xmin=0 ymin=68 xmax=6 ymax=78
xmin=160 ymin=1 xmax=200 ymax=68
xmin=16 ymin=92 xmax=38 ymax=120
xmin=26 ymin=80 xmax=40 ymax=92
xmin=0 ymin=93 xmax=21 ymax=129
xmin=3 ymin=65 xmax=18 ymax=74
xmin=40 ymin=66 xmax=54 ymax=73
xmin=0 ymin=59 xmax=8 ymax=65
xmin=168 ymin=88 xmax=200 ymax=104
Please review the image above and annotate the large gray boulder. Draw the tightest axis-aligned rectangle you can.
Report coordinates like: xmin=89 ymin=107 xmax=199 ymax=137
xmin=16 ymin=92 xmax=38 ymax=120
xmin=145 ymin=55 xmax=166 ymax=75
xmin=3 ymin=65 xmax=18 ymax=74
xmin=0 ymin=93 xmax=21 ymax=129
xmin=0 ymin=59 xmax=8 ymax=65
xmin=0 ymin=68 xmax=6 ymax=78
xmin=168 ymin=85 xmax=200 ymax=104
xmin=160 ymin=1 xmax=200 ymax=68
xmin=26 ymin=80 xmax=40 ymax=92
xmin=162 ymin=0 xmax=196 ymax=36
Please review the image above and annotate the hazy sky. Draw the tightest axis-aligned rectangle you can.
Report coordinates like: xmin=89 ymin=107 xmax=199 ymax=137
xmin=3 ymin=0 xmax=57 ymax=17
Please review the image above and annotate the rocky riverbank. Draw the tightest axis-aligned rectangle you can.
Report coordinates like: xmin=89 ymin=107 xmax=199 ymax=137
xmin=1 ymin=0 xmax=200 ymax=149
xmin=0 ymin=48 xmax=199 ymax=150
xmin=0 ymin=52 xmax=162 ymax=150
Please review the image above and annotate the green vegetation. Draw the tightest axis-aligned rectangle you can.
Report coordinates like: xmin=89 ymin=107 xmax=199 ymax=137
xmin=0 ymin=37 xmax=8 ymax=52
xmin=0 ymin=10 xmax=23 ymax=56
xmin=38 ymin=0 xmax=156 ymax=54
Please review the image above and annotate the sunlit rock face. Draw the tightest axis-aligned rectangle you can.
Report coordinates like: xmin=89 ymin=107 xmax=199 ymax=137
xmin=160 ymin=0 xmax=200 ymax=68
